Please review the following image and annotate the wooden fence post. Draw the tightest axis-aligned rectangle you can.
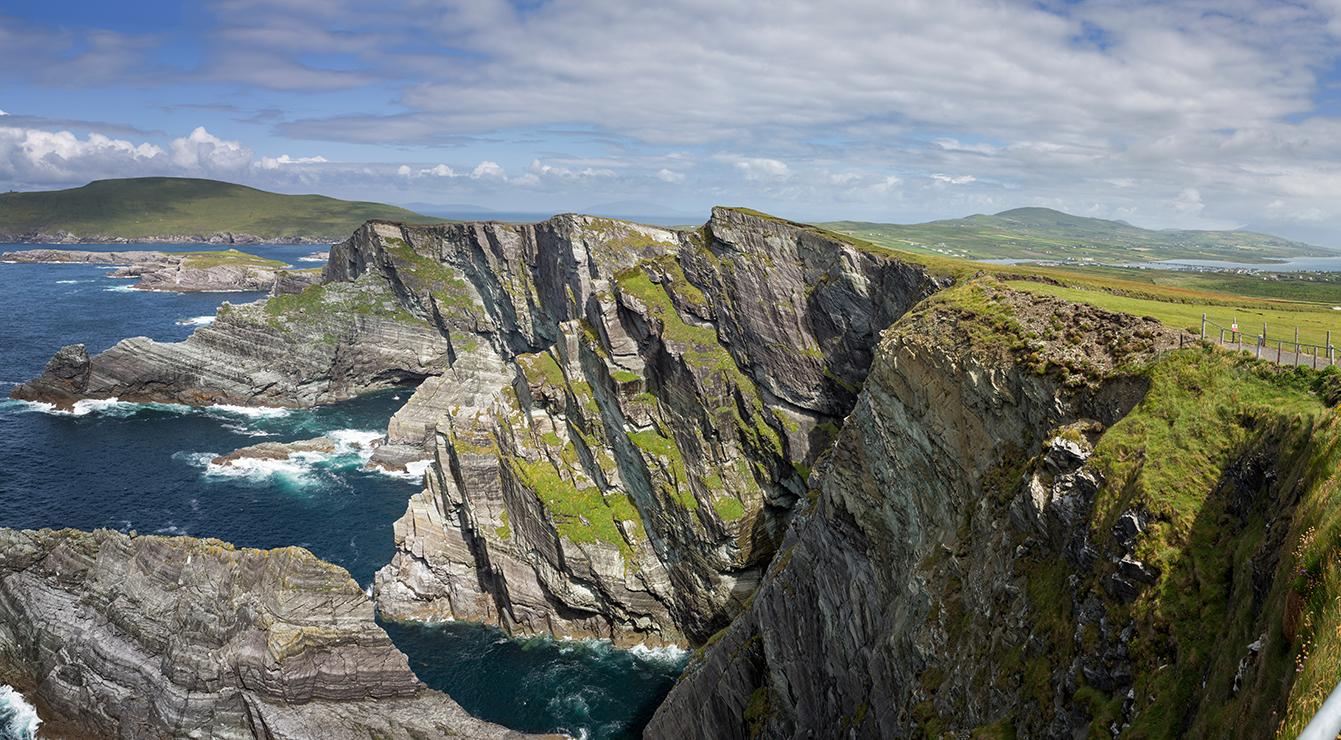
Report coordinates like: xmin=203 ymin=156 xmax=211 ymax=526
xmin=1201 ymin=313 xmax=1207 ymax=340
xmin=1296 ymin=327 xmax=1301 ymax=354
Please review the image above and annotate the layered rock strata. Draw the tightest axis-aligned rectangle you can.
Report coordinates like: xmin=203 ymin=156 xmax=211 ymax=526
xmin=0 ymin=527 xmax=538 ymax=739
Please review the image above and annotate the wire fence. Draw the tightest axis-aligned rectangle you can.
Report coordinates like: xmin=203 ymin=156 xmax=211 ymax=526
xmin=1199 ymin=315 xmax=1336 ymax=369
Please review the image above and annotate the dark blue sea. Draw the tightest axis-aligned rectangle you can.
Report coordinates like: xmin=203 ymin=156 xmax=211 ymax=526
xmin=0 ymin=243 xmax=682 ymax=739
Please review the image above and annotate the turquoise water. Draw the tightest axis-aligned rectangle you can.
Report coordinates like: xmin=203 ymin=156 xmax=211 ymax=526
xmin=0 ymin=244 xmax=683 ymax=738
xmin=0 ymin=686 xmax=40 ymax=740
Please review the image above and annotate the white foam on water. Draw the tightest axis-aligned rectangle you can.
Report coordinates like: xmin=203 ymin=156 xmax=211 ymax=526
xmin=55 ymin=279 xmax=87 ymax=284
xmin=0 ymin=399 xmax=57 ymax=415
xmin=297 ymin=256 xmax=327 ymax=263
xmin=0 ymin=685 xmax=41 ymax=740
xmin=102 ymin=284 xmax=139 ymax=293
xmin=176 ymin=315 xmax=216 ymax=326
xmin=206 ymin=404 xmax=292 ymax=419
xmin=190 ymin=429 xmax=384 ymax=486
xmin=372 ymin=457 xmax=434 ymax=482
xmin=629 ymin=643 xmax=690 ymax=667
xmin=203 ymin=454 xmax=321 ymax=485
xmin=328 ymin=429 xmax=384 ymax=451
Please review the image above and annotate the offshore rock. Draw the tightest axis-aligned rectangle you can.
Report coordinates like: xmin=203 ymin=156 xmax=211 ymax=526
xmin=0 ymin=527 xmax=539 ymax=739
xmin=1 ymin=248 xmax=291 ymax=292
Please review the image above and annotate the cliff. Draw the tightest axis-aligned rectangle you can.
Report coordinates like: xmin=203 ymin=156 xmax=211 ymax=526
xmin=646 ymin=280 xmax=1341 ymax=737
xmin=0 ymin=527 xmax=539 ymax=739
xmin=15 ymin=207 xmax=1341 ymax=735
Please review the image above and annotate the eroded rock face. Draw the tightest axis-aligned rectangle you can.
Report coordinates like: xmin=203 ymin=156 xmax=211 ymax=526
xmin=365 ymin=210 xmax=946 ymax=646
xmin=0 ymin=528 xmax=538 ymax=740
xmin=645 ymin=284 xmax=1179 ymax=738
xmin=11 ymin=208 xmax=946 ymax=650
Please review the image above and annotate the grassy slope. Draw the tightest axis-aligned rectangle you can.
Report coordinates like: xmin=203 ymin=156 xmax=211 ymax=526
xmin=732 ymin=208 xmax=1341 ymax=353
xmin=822 ymin=206 xmax=1335 ymax=263
xmin=1033 ymin=349 xmax=1341 ymax=737
xmin=0 ymin=177 xmax=445 ymax=240
xmin=727 ymin=209 xmax=1341 ymax=733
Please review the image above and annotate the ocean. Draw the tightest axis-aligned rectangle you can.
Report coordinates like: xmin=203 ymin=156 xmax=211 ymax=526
xmin=0 ymin=243 xmax=682 ymax=739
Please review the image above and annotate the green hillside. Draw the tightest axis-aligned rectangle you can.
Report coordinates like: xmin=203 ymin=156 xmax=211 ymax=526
xmin=823 ymin=206 xmax=1337 ymax=263
xmin=0 ymin=177 xmax=446 ymax=241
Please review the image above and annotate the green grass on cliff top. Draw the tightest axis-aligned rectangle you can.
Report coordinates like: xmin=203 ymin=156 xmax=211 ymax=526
xmin=178 ymin=249 xmax=288 ymax=269
xmin=725 ymin=208 xmax=1341 ymax=354
xmin=0 ymin=177 xmax=446 ymax=240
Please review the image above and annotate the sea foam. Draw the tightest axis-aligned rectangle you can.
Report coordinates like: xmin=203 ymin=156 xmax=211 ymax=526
xmin=176 ymin=315 xmax=216 ymax=326
xmin=0 ymin=685 xmax=40 ymax=740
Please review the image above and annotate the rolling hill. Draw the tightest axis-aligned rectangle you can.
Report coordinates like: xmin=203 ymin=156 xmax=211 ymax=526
xmin=0 ymin=177 xmax=447 ymax=244
xmin=822 ymin=206 xmax=1338 ymax=263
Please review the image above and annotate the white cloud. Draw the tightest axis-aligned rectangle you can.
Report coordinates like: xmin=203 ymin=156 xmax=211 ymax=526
xmin=1173 ymin=188 xmax=1204 ymax=214
xmin=0 ymin=126 xmax=162 ymax=183
xmin=931 ymin=174 xmax=976 ymax=185
xmin=169 ymin=127 xmax=251 ymax=172
xmin=0 ymin=110 xmax=8 ymax=116
xmin=470 ymin=160 xmax=506 ymax=179
xmin=656 ymin=168 xmax=685 ymax=183
xmin=727 ymin=156 xmax=790 ymax=180
xmin=256 ymin=153 xmax=328 ymax=170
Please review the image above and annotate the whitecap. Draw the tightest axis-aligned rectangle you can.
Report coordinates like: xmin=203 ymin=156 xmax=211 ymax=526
xmin=202 ymin=454 xmax=322 ymax=485
xmin=0 ymin=685 xmax=40 ymax=740
xmin=372 ymin=457 xmax=434 ymax=482
xmin=629 ymin=643 xmax=690 ymax=667
xmin=55 ymin=279 xmax=87 ymax=284
xmin=206 ymin=404 xmax=292 ymax=419
xmin=328 ymin=429 xmax=384 ymax=451
xmin=176 ymin=315 xmax=216 ymax=327
xmin=155 ymin=524 xmax=188 ymax=536
xmin=297 ymin=256 xmax=327 ymax=263
xmin=102 ymin=285 xmax=139 ymax=293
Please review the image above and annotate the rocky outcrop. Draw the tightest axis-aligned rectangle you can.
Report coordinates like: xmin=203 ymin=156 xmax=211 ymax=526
xmin=645 ymin=282 xmax=1182 ymax=738
xmin=10 ymin=263 xmax=451 ymax=409
xmin=366 ymin=210 xmax=946 ymax=647
xmin=14 ymin=209 xmax=946 ymax=649
xmin=0 ymin=527 xmax=541 ymax=739
xmin=2 ymin=248 xmax=293 ymax=292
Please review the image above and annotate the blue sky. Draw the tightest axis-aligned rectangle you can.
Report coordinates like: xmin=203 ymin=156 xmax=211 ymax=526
xmin=4 ymin=0 xmax=1341 ymax=241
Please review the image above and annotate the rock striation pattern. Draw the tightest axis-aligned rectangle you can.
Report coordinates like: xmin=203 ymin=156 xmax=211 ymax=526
xmin=13 ymin=209 xmax=946 ymax=649
xmin=645 ymin=282 xmax=1183 ymax=738
xmin=0 ymin=527 xmax=539 ymax=739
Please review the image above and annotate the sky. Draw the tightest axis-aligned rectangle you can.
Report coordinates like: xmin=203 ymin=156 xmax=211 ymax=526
xmin=4 ymin=0 xmax=1341 ymax=241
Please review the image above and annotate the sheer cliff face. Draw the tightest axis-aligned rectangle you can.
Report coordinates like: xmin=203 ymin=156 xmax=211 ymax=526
xmin=646 ymin=284 xmax=1182 ymax=738
xmin=0 ymin=528 xmax=534 ymax=740
xmin=366 ymin=210 xmax=945 ymax=645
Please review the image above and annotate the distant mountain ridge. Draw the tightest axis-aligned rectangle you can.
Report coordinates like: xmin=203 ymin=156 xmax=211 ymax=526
xmin=823 ymin=206 xmax=1338 ymax=263
xmin=0 ymin=177 xmax=446 ymax=245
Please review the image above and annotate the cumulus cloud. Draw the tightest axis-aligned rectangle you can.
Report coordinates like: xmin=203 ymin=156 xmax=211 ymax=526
xmin=0 ymin=126 xmax=162 ymax=183
xmin=169 ymin=127 xmax=252 ymax=172
xmin=470 ymin=160 xmax=506 ymax=180
xmin=726 ymin=156 xmax=790 ymax=180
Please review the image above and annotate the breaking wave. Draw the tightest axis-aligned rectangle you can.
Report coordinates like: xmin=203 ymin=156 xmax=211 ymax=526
xmin=0 ymin=686 xmax=40 ymax=740
xmin=183 ymin=428 xmax=384 ymax=486
xmin=176 ymin=315 xmax=216 ymax=326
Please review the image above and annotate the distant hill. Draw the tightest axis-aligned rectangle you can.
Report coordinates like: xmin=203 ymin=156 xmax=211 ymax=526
xmin=822 ymin=207 xmax=1338 ymax=263
xmin=0 ymin=177 xmax=447 ymax=244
